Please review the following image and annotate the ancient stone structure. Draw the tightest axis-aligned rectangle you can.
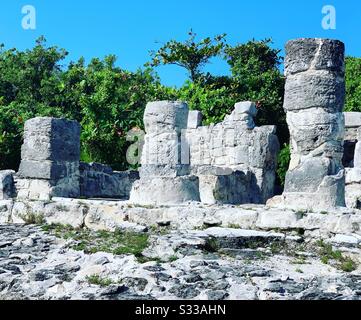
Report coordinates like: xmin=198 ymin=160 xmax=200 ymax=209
xmin=79 ymin=162 xmax=139 ymax=199
xmin=185 ymin=101 xmax=279 ymax=204
xmin=343 ymin=112 xmax=361 ymax=208
xmin=130 ymin=101 xmax=201 ymax=205
xmin=130 ymin=100 xmax=279 ymax=205
xmin=3 ymin=117 xmax=137 ymax=201
xmin=272 ymin=38 xmax=346 ymax=210
xmin=16 ymin=117 xmax=81 ymax=200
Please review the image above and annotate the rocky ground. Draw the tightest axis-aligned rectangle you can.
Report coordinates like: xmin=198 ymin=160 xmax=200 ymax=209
xmin=0 ymin=223 xmax=361 ymax=300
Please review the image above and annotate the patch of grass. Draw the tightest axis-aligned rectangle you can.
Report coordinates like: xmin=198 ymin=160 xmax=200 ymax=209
xmin=320 ymin=211 xmax=328 ymax=215
xmin=168 ymin=255 xmax=179 ymax=262
xmin=42 ymin=223 xmax=150 ymax=262
xmin=269 ymin=242 xmax=284 ymax=254
xmin=255 ymin=251 xmax=266 ymax=260
xmin=295 ymin=268 xmax=304 ymax=273
xmin=317 ymin=240 xmax=357 ymax=272
xmin=204 ymin=237 xmax=220 ymax=252
xmin=291 ymin=256 xmax=307 ymax=265
xmin=227 ymin=223 xmax=241 ymax=229
xmin=21 ymin=212 xmax=45 ymax=225
xmin=340 ymin=258 xmax=357 ymax=272
xmin=149 ymin=225 xmax=170 ymax=235
xmin=86 ymin=275 xmax=113 ymax=287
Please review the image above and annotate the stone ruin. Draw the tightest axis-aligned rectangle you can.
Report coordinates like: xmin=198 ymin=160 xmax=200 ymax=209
xmin=0 ymin=102 xmax=280 ymax=207
xmin=344 ymin=112 xmax=361 ymax=208
xmin=0 ymin=37 xmax=360 ymax=215
xmin=0 ymin=117 xmax=139 ymax=202
xmin=269 ymin=38 xmax=347 ymax=210
xmin=129 ymin=100 xmax=280 ymax=205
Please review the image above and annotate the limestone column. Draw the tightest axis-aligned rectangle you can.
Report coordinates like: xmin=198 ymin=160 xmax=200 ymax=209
xmin=129 ymin=101 xmax=200 ymax=205
xmin=282 ymin=38 xmax=346 ymax=209
xmin=17 ymin=117 xmax=81 ymax=200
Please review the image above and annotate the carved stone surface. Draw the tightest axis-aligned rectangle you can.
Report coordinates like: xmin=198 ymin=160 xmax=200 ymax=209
xmin=281 ymin=38 xmax=346 ymax=210
xmin=130 ymin=101 xmax=200 ymax=205
xmin=79 ymin=162 xmax=139 ymax=199
xmin=17 ymin=117 xmax=81 ymax=200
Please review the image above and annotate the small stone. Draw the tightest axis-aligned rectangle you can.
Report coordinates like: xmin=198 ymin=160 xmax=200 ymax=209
xmin=206 ymin=290 xmax=229 ymax=300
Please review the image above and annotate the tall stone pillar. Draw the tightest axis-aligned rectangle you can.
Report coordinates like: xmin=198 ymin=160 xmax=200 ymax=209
xmin=282 ymin=38 xmax=346 ymax=210
xmin=129 ymin=101 xmax=200 ymax=205
xmin=17 ymin=117 xmax=81 ymax=200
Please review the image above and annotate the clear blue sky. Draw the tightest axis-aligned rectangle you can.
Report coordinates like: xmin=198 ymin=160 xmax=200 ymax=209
xmin=0 ymin=0 xmax=360 ymax=86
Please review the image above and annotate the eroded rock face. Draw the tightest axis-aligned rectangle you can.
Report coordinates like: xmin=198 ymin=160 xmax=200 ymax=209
xmin=131 ymin=100 xmax=279 ymax=205
xmin=281 ymin=38 xmax=346 ymax=210
xmin=130 ymin=101 xmax=200 ymax=205
xmin=79 ymin=162 xmax=139 ymax=199
xmin=17 ymin=117 xmax=81 ymax=200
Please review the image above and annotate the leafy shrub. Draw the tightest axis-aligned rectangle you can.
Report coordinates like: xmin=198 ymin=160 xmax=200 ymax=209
xmin=277 ymin=144 xmax=291 ymax=186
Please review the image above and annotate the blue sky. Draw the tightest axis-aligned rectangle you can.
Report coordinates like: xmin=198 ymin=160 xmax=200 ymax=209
xmin=0 ymin=0 xmax=360 ymax=86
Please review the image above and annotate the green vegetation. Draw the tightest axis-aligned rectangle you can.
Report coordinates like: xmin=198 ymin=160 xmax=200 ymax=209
xmin=317 ymin=240 xmax=357 ymax=272
xmin=86 ymin=275 xmax=113 ymax=287
xmin=277 ymin=144 xmax=291 ymax=186
xmin=1 ymin=34 xmax=360 ymax=187
xmin=21 ymin=212 xmax=45 ymax=225
xmin=345 ymin=56 xmax=361 ymax=112
xmin=42 ymin=224 xmax=150 ymax=262
xmin=0 ymin=33 xmax=285 ymax=174
xmin=227 ymin=223 xmax=241 ymax=229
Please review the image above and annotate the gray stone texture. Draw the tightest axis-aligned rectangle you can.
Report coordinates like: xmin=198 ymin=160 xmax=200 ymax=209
xmin=282 ymin=38 xmax=346 ymax=210
xmin=20 ymin=117 xmax=80 ymax=163
xmin=185 ymin=106 xmax=279 ymax=204
xmin=187 ymin=110 xmax=203 ymax=129
xmin=17 ymin=117 xmax=81 ymax=200
xmin=345 ymin=123 xmax=361 ymax=208
xmin=131 ymin=101 xmax=200 ymax=205
xmin=131 ymin=100 xmax=279 ymax=205
xmin=79 ymin=162 xmax=139 ymax=199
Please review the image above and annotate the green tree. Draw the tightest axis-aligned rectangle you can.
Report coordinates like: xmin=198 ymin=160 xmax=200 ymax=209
xmin=77 ymin=57 xmax=172 ymax=170
xmin=224 ymin=39 xmax=287 ymax=144
xmin=345 ymin=56 xmax=361 ymax=112
xmin=148 ymin=30 xmax=226 ymax=82
xmin=0 ymin=37 xmax=69 ymax=169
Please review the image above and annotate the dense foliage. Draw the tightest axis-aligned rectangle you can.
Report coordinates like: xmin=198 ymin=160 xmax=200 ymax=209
xmin=0 ymin=38 xmax=171 ymax=170
xmin=1 ymin=34 xmax=360 ymax=185
xmin=277 ymin=144 xmax=291 ymax=187
xmin=345 ymin=57 xmax=361 ymax=112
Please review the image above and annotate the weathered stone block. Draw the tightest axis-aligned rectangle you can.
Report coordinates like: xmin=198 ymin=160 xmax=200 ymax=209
xmin=130 ymin=176 xmax=200 ymax=205
xmin=141 ymin=131 xmax=180 ymax=165
xmin=344 ymin=112 xmax=361 ymax=128
xmin=187 ymin=110 xmax=203 ymax=129
xmin=79 ymin=162 xmax=139 ymax=199
xmin=287 ymin=109 xmax=344 ymax=154
xmin=284 ymin=71 xmax=345 ymax=112
xmin=18 ymin=160 xmax=77 ymax=180
xmin=234 ymin=101 xmax=258 ymax=117
xmin=285 ymin=158 xmax=332 ymax=193
xmin=284 ymin=38 xmax=345 ymax=76
xmin=143 ymin=101 xmax=189 ymax=133
xmin=198 ymin=171 xmax=250 ymax=205
xmin=21 ymin=117 xmax=80 ymax=162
